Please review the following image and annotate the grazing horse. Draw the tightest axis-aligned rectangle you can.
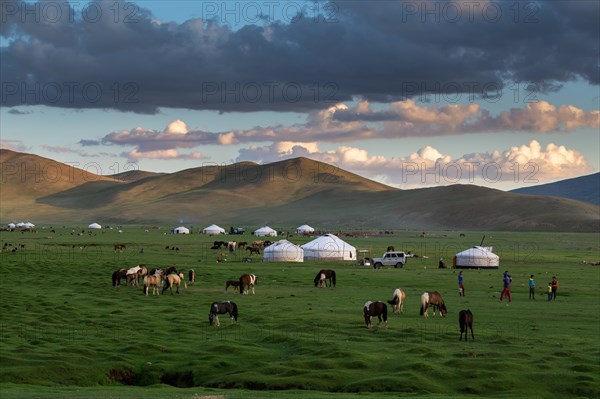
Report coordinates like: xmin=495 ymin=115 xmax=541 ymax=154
xmin=126 ymin=265 xmax=147 ymax=287
xmin=316 ymin=273 xmax=327 ymax=288
xmin=363 ymin=301 xmax=388 ymax=328
xmin=143 ymin=275 xmax=162 ymax=296
xmin=387 ymin=288 xmax=406 ymax=314
xmin=246 ymin=246 xmax=261 ymax=255
xmin=227 ymin=241 xmax=237 ymax=252
xmin=237 ymin=241 xmax=247 ymax=249
xmin=162 ymin=272 xmax=186 ymax=294
xmin=208 ymin=301 xmax=238 ymax=327
xmin=239 ymin=274 xmax=258 ymax=295
xmin=114 ymin=244 xmax=126 ymax=252
xmin=225 ymin=280 xmax=240 ymax=291
xmin=188 ymin=269 xmax=196 ymax=285
xmin=420 ymin=291 xmax=447 ymax=318
xmin=459 ymin=309 xmax=475 ymax=341
xmin=313 ymin=269 xmax=336 ymax=288
xmin=112 ymin=268 xmax=128 ymax=287
xmin=164 ymin=265 xmax=179 ymax=275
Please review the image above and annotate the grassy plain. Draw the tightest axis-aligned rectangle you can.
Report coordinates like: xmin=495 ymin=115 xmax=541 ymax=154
xmin=0 ymin=227 xmax=598 ymax=398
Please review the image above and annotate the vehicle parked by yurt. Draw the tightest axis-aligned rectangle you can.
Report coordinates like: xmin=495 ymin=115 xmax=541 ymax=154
xmin=263 ymin=240 xmax=304 ymax=262
xmin=301 ymin=234 xmax=356 ymax=261
xmin=453 ymin=246 xmax=499 ymax=269
xmin=253 ymin=226 xmax=277 ymax=237
xmin=202 ymin=224 xmax=225 ymax=235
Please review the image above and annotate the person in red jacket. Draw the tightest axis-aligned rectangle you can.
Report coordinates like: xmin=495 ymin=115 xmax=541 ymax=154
xmin=551 ymin=276 xmax=559 ymax=300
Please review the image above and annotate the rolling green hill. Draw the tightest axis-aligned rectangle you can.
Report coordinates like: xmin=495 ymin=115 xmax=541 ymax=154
xmin=1 ymin=150 xmax=598 ymax=231
xmin=511 ymin=172 xmax=600 ymax=205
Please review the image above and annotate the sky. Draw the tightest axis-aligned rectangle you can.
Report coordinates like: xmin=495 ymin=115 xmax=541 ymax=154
xmin=1 ymin=0 xmax=599 ymax=190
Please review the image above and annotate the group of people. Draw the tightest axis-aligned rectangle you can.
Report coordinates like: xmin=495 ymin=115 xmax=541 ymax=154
xmin=456 ymin=270 xmax=559 ymax=302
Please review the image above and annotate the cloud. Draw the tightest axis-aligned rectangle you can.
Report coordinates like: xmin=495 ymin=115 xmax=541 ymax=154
xmin=0 ymin=140 xmax=29 ymax=152
xmin=41 ymin=145 xmax=99 ymax=157
xmin=1 ymin=0 xmax=598 ymax=112
xmin=91 ymin=101 xmax=598 ymax=154
xmin=7 ymin=109 xmax=32 ymax=115
xmin=234 ymin=140 xmax=591 ymax=188
xmin=124 ymin=148 xmax=205 ymax=160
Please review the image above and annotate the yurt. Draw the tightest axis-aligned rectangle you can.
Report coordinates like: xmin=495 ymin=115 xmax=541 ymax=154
xmin=7 ymin=223 xmax=15 ymax=230
xmin=253 ymin=226 xmax=277 ymax=237
xmin=23 ymin=222 xmax=35 ymax=228
xmin=296 ymin=224 xmax=315 ymax=234
xmin=172 ymin=226 xmax=190 ymax=234
xmin=263 ymin=240 xmax=304 ymax=262
xmin=202 ymin=224 xmax=225 ymax=235
xmin=16 ymin=222 xmax=26 ymax=228
xmin=454 ymin=246 xmax=499 ymax=269
xmin=88 ymin=223 xmax=101 ymax=229
xmin=301 ymin=234 xmax=356 ymax=261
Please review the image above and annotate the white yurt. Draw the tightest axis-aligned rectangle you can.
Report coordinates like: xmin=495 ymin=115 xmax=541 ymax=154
xmin=7 ymin=223 xmax=16 ymax=230
xmin=202 ymin=224 xmax=225 ymax=235
xmin=263 ymin=240 xmax=304 ymax=262
xmin=172 ymin=226 xmax=190 ymax=234
xmin=454 ymin=246 xmax=499 ymax=269
xmin=88 ymin=223 xmax=102 ymax=229
xmin=296 ymin=224 xmax=315 ymax=234
xmin=16 ymin=222 xmax=26 ymax=228
xmin=301 ymin=234 xmax=357 ymax=261
xmin=253 ymin=226 xmax=277 ymax=237
xmin=23 ymin=222 xmax=35 ymax=228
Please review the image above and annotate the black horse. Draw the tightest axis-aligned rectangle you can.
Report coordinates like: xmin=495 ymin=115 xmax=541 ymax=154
xmin=208 ymin=301 xmax=238 ymax=327
xmin=363 ymin=301 xmax=388 ymax=328
xmin=313 ymin=269 xmax=336 ymax=287
xmin=459 ymin=309 xmax=474 ymax=341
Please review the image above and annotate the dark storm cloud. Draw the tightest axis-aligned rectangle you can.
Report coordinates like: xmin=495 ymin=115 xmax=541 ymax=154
xmin=1 ymin=0 xmax=598 ymax=113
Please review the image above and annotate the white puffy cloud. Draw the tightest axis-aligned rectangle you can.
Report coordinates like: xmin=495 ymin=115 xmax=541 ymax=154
xmin=125 ymin=148 xmax=205 ymax=160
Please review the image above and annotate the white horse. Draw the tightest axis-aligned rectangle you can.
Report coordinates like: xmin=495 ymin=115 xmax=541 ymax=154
xmin=387 ymin=288 xmax=406 ymax=314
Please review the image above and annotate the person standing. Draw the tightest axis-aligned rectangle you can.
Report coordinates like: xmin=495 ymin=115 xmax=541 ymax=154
xmin=551 ymin=276 xmax=559 ymax=300
xmin=547 ymin=282 xmax=553 ymax=301
xmin=529 ymin=275 xmax=535 ymax=300
xmin=500 ymin=271 xmax=512 ymax=303
xmin=458 ymin=271 xmax=465 ymax=296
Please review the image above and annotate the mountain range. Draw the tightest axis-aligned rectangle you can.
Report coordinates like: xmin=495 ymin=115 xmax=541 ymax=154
xmin=1 ymin=149 xmax=598 ymax=231
xmin=511 ymin=173 xmax=599 ymax=205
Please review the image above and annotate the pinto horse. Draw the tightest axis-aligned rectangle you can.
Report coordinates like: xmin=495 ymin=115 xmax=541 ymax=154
xmin=112 ymin=268 xmax=128 ymax=287
xmin=387 ymin=288 xmax=406 ymax=314
xmin=313 ymin=269 xmax=336 ymax=288
xmin=208 ymin=301 xmax=238 ymax=326
xmin=364 ymin=301 xmax=388 ymax=328
xmin=315 ymin=273 xmax=327 ymax=288
xmin=162 ymin=272 xmax=186 ymax=295
xmin=459 ymin=309 xmax=474 ymax=341
xmin=420 ymin=291 xmax=447 ymax=318
xmin=225 ymin=280 xmax=240 ymax=291
xmin=239 ymin=274 xmax=258 ymax=295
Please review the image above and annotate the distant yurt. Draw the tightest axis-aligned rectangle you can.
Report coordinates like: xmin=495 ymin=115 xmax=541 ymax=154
xmin=454 ymin=246 xmax=499 ymax=269
xmin=296 ymin=224 xmax=315 ymax=234
xmin=88 ymin=223 xmax=101 ymax=229
xmin=172 ymin=226 xmax=190 ymax=234
xmin=301 ymin=234 xmax=357 ymax=261
xmin=7 ymin=223 xmax=15 ymax=230
xmin=23 ymin=222 xmax=35 ymax=228
xmin=263 ymin=240 xmax=304 ymax=262
xmin=16 ymin=222 xmax=26 ymax=228
xmin=202 ymin=224 xmax=225 ymax=235
xmin=253 ymin=226 xmax=277 ymax=237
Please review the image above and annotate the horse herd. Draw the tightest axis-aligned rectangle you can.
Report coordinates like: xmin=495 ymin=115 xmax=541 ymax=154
xmin=112 ymin=265 xmax=474 ymax=339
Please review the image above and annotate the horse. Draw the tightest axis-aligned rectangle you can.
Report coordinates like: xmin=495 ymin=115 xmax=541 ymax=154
xmin=188 ymin=269 xmax=196 ymax=285
xmin=387 ymin=245 xmax=395 ymax=252
xmin=125 ymin=265 xmax=147 ymax=287
xmin=459 ymin=309 xmax=474 ymax=341
xmin=420 ymin=291 xmax=447 ymax=318
xmin=227 ymin=241 xmax=237 ymax=252
xmin=239 ymin=274 xmax=258 ymax=295
xmin=162 ymin=272 xmax=186 ymax=295
xmin=164 ymin=265 xmax=179 ymax=275
xmin=143 ymin=275 xmax=162 ymax=296
xmin=225 ymin=280 xmax=240 ymax=291
xmin=315 ymin=273 xmax=327 ymax=288
xmin=246 ymin=246 xmax=261 ymax=255
xmin=213 ymin=241 xmax=226 ymax=249
xmin=363 ymin=301 xmax=388 ymax=328
xmin=208 ymin=301 xmax=238 ymax=327
xmin=387 ymin=288 xmax=406 ymax=314
xmin=237 ymin=241 xmax=247 ymax=249
xmin=114 ymin=244 xmax=126 ymax=252
xmin=112 ymin=268 xmax=128 ymax=287
xmin=313 ymin=269 xmax=336 ymax=288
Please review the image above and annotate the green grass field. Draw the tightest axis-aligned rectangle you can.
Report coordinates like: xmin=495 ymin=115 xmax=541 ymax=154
xmin=1 ymin=227 xmax=599 ymax=398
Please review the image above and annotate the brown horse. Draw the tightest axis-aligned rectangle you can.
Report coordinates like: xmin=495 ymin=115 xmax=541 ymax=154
xmin=114 ymin=244 xmax=126 ymax=252
xmin=188 ymin=269 xmax=196 ymax=285
xmin=112 ymin=268 xmax=128 ymax=287
xmin=143 ymin=275 xmax=162 ymax=296
xmin=364 ymin=301 xmax=388 ymax=328
xmin=225 ymin=280 xmax=240 ymax=291
xmin=313 ymin=269 xmax=336 ymax=287
xmin=420 ymin=291 xmax=447 ymax=318
xmin=246 ymin=246 xmax=261 ymax=255
xmin=459 ymin=309 xmax=474 ymax=341
xmin=162 ymin=272 xmax=186 ymax=295
xmin=209 ymin=301 xmax=238 ymax=327
xmin=387 ymin=288 xmax=406 ymax=314
xmin=239 ymin=274 xmax=258 ymax=295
